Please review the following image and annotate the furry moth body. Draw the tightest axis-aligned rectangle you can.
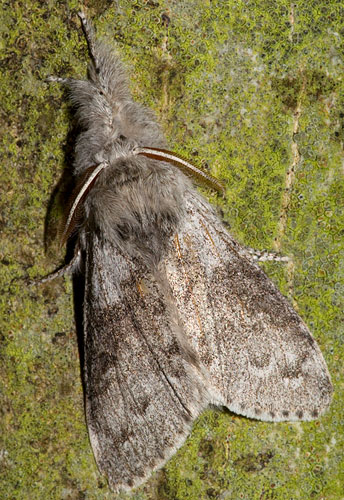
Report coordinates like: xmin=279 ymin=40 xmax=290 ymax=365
xmin=47 ymin=13 xmax=332 ymax=493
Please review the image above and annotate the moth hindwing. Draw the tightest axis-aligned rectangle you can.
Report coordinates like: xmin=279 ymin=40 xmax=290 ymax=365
xmin=47 ymin=11 xmax=332 ymax=493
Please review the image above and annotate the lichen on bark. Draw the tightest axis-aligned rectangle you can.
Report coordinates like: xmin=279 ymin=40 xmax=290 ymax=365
xmin=0 ymin=1 xmax=343 ymax=499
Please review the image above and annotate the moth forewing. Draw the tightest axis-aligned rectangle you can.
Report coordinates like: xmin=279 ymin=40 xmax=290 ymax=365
xmin=166 ymin=192 xmax=332 ymax=422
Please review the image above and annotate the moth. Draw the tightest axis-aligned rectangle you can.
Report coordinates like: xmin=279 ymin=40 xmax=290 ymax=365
xmin=45 ymin=12 xmax=332 ymax=493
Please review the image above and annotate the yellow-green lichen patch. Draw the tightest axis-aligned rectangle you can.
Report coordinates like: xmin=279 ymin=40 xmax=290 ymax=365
xmin=1 ymin=0 xmax=343 ymax=499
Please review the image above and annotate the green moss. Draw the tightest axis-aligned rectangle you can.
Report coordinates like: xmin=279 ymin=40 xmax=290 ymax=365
xmin=1 ymin=0 xmax=343 ymax=499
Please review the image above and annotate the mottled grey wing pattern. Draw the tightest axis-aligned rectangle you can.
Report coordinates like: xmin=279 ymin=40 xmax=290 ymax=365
xmin=83 ymin=234 xmax=211 ymax=492
xmin=165 ymin=191 xmax=332 ymax=422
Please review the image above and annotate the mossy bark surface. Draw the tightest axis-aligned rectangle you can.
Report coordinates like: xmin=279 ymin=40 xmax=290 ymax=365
xmin=1 ymin=1 xmax=343 ymax=499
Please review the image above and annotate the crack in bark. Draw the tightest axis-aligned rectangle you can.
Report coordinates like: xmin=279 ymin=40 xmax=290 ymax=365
xmin=274 ymin=76 xmax=305 ymax=254
xmin=273 ymin=5 xmax=306 ymax=305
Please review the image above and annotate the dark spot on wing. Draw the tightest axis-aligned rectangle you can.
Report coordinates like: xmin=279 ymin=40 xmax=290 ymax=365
xmin=137 ymin=469 xmax=145 ymax=478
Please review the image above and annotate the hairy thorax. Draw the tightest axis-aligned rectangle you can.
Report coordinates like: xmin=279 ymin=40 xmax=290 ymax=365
xmin=81 ymin=154 xmax=189 ymax=264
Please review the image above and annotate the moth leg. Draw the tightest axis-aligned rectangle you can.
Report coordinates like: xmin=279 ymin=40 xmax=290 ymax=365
xmin=78 ymin=11 xmax=99 ymax=70
xmin=30 ymin=247 xmax=81 ymax=285
xmin=45 ymin=75 xmax=75 ymax=85
xmin=247 ymin=248 xmax=290 ymax=262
